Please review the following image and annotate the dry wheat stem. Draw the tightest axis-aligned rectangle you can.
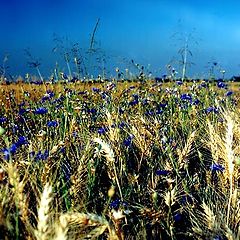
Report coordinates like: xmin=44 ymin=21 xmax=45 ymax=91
xmin=178 ymin=131 xmax=195 ymax=168
xmin=35 ymin=182 xmax=53 ymax=240
xmin=54 ymin=212 xmax=119 ymax=240
xmin=224 ymin=113 xmax=235 ymax=226
xmin=93 ymin=138 xmax=123 ymax=200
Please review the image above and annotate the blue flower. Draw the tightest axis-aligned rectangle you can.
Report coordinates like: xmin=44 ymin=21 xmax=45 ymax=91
xmin=42 ymin=150 xmax=49 ymax=160
xmin=213 ymin=236 xmax=222 ymax=240
xmin=47 ymin=120 xmax=58 ymax=127
xmin=98 ymin=127 xmax=107 ymax=134
xmin=46 ymin=90 xmax=54 ymax=98
xmin=88 ymin=108 xmax=97 ymax=114
xmin=173 ymin=213 xmax=182 ymax=222
xmin=41 ymin=96 xmax=50 ymax=102
xmin=129 ymin=99 xmax=139 ymax=106
xmin=2 ymin=149 xmax=10 ymax=160
xmin=156 ymin=170 xmax=170 ymax=176
xmin=0 ymin=117 xmax=7 ymax=123
xmin=159 ymin=102 xmax=167 ymax=108
xmin=176 ymin=81 xmax=183 ymax=85
xmin=145 ymin=110 xmax=154 ymax=116
xmin=210 ymin=163 xmax=224 ymax=172
xmin=156 ymin=109 xmax=163 ymax=115
xmin=19 ymin=108 xmax=27 ymax=115
xmin=16 ymin=136 xmax=28 ymax=147
xmin=34 ymin=107 xmax=48 ymax=115
xmin=193 ymin=99 xmax=200 ymax=105
xmin=226 ymin=91 xmax=233 ymax=96
xmin=110 ymin=199 xmax=121 ymax=209
xmin=123 ymin=135 xmax=133 ymax=147
xmin=205 ymin=106 xmax=219 ymax=114
xmin=118 ymin=121 xmax=126 ymax=129
xmin=199 ymin=82 xmax=207 ymax=88
xmin=181 ymin=195 xmax=193 ymax=205
xmin=119 ymin=108 xmax=124 ymax=114
xmin=9 ymin=144 xmax=17 ymax=154
xmin=180 ymin=94 xmax=192 ymax=102
xmin=92 ymin=87 xmax=100 ymax=93
xmin=217 ymin=81 xmax=227 ymax=89
xmin=34 ymin=150 xmax=49 ymax=161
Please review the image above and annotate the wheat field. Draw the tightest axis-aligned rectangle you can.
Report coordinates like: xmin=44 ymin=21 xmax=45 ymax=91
xmin=0 ymin=79 xmax=240 ymax=239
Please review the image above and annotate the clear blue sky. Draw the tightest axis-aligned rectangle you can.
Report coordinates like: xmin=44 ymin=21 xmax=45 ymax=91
xmin=1 ymin=0 xmax=240 ymax=79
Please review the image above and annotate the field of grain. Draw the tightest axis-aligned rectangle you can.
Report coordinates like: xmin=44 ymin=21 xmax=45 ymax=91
xmin=0 ymin=79 xmax=240 ymax=239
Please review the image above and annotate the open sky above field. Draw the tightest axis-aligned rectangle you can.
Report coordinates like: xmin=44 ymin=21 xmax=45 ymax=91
xmin=1 ymin=0 xmax=240 ymax=79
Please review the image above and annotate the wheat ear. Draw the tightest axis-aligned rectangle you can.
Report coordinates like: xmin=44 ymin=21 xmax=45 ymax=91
xmin=35 ymin=182 xmax=53 ymax=240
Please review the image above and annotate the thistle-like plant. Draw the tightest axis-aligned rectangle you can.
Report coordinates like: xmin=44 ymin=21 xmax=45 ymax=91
xmin=24 ymin=48 xmax=44 ymax=82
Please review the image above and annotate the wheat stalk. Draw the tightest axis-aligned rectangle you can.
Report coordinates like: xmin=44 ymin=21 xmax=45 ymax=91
xmin=223 ymin=112 xmax=235 ymax=225
xmin=93 ymin=137 xmax=123 ymax=200
xmin=201 ymin=202 xmax=220 ymax=231
xmin=178 ymin=131 xmax=196 ymax=169
xmin=54 ymin=212 xmax=119 ymax=240
xmin=35 ymin=182 xmax=53 ymax=240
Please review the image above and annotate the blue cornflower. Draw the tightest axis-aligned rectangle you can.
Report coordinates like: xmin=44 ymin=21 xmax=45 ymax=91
xmin=123 ymin=135 xmax=134 ymax=147
xmin=42 ymin=150 xmax=49 ymax=160
xmin=119 ymin=108 xmax=124 ymax=114
xmin=145 ymin=110 xmax=154 ymax=116
xmin=156 ymin=109 xmax=163 ymax=115
xmin=180 ymin=93 xmax=192 ymax=101
xmin=2 ymin=149 xmax=10 ymax=160
xmin=9 ymin=144 xmax=17 ymax=154
xmin=0 ymin=117 xmax=7 ymax=123
xmin=205 ymin=106 xmax=219 ymax=114
xmin=176 ymin=81 xmax=183 ymax=85
xmin=199 ymin=82 xmax=207 ymax=88
xmin=110 ymin=199 xmax=121 ymax=209
xmin=129 ymin=99 xmax=138 ymax=106
xmin=132 ymin=94 xmax=139 ymax=99
xmin=156 ymin=170 xmax=170 ymax=176
xmin=98 ymin=127 xmax=107 ymax=134
xmin=142 ymin=99 xmax=149 ymax=105
xmin=210 ymin=163 xmax=224 ymax=172
xmin=35 ymin=151 xmax=42 ymax=161
xmin=173 ymin=213 xmax=182 ymax=222
xmin=60 ymin=147 xmax=65 ymax=153
xmin=47 ymin=120 xmax=58 ymax=127
xmin=217 ymin=81 xmax=227 ymax=89
xmin=162 ymin=74 xmax=167 ymax=79
xmin=159 ymin=102 xmax=167 ymax=108
xmin=118 ymin=121 xmax=126 ymax=129
xmin=72 ymin=131 xmax=78 ymax=138
xmin=34 ymin=107 xmax=48 ymax=115
xmin=226 ymin=91 xmax=233 ymax=96
xmin=35 ymin=150 xmax=49 ymax=161
xmin=46 ymin=90 xmax=54 ymax=98
xmin=1 ymin=143 xmax=19 ymax=160
xmin=19 ymin=108 xmax=27 ymax=115
xmin=181 ymin=195 xmax=193 ymax=205
xmin=41 ymin=96 xmax=50 ymax=102
xmin=16 ymin=136 xmax=28 ymax=147
xmin=92 ymin=87 xmax=100 ymax=93
xmin=88 ymin=108 xmax=97 ymax=114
